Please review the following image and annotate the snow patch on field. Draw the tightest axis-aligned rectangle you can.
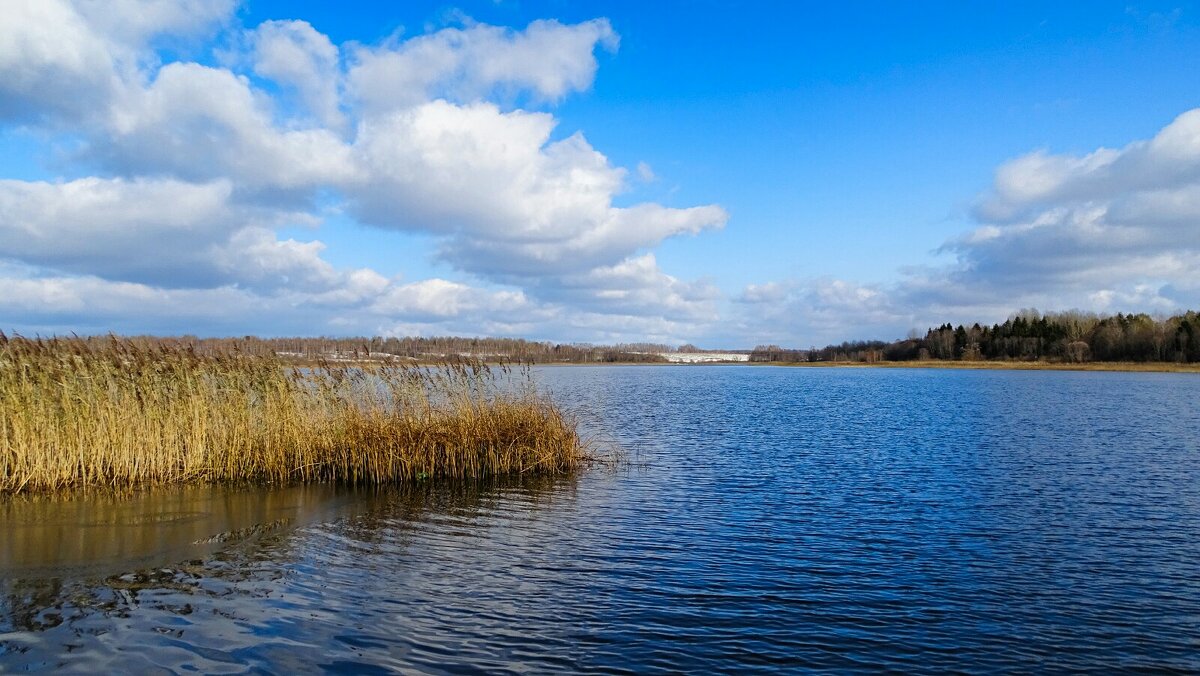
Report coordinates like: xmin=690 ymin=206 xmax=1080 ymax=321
xmin=658 ymin=352 xmax=749 ymax=363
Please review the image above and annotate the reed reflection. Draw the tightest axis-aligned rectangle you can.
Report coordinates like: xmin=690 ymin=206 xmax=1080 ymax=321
xmin=0 ymin=475 xmax=575 ymax=638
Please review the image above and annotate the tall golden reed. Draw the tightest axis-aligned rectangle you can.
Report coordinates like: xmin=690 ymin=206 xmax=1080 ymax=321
xmin=0 ymin=334 xmax=583 ymax=494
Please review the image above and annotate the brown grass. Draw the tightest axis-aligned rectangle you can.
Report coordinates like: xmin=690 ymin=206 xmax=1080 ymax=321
xmin=0 ymin=334 xmax=584 ymax=494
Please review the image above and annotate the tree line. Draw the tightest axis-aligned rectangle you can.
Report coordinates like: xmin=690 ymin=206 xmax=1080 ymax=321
xmin=0 ymin=333 xmax=752 ymax=364
xmin=750 ymin=310 xmax=1200 ymax=364
xmin=9 ymin=334 xmax=673 ymax=364
xmin=13 ymin=308 xmax=1197 ymax=365
xmin=263 ymin=336 xmax=673 ymax=363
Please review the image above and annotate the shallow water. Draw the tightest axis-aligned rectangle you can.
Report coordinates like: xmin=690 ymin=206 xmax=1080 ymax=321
xmin=2 ymin=365 xmax=1199 ymax=673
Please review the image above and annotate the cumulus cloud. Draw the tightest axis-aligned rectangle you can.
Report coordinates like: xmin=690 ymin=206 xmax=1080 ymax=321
xmin=0 ymin=265 xmax=289 ymax=335
xmin=0 ymin=4 xmax=724 ymax=341
xmin=371 ymin=279 xmax=529 ymax=319
xmin=0 ymin=0 xmax=235 ymax=124
xmin=0 ymin=0 xmax=122 ymax=124
xmin=731 ymin=279 xmax=910 ymax=346
xmin=0 ymin=176 xmax=381 ymax=296
xmin=249 ymin=20 xmax=345 ymax=131
xmin=0 ymin=260 xmax=547 ymax=339
xmin=347 ymin=19 xmax=618 ymax=112
xmin=980 ymin=109 xmax=1200 ymax=221
xmin=350 ymin=100 xmax=727 ymax=278
xmin=213 ymin=227 xmax=342 ymax=292
xmin=545 ymin=254 xmax=720 ymax=322
xmin=952 ymin=108 xmax=1200 ymax=304
xmin=7 ymin=0 xmax=1198 ymax=347
xmin=97 ymin=62 xmax=356 ymax=193
xmin=0 ymin=177 xmax=243 ymax=286
xmin=740 ymin=109 xmax=1200 ymax=345
xmin=71 ymin=0 xmax=236 ymax=45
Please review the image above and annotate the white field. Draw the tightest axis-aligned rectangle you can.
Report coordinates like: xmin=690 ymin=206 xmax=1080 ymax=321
xmin=658 ymin=352 xmax=749 ymax=363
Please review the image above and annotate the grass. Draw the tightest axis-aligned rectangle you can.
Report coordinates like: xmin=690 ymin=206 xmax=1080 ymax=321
xmin=0 ymin=334 xmax=585 ymax=495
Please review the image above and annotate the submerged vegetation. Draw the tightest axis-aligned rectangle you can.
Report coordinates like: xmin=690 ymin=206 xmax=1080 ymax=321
xmin=0 ymin=334 xmax=584 ymax=495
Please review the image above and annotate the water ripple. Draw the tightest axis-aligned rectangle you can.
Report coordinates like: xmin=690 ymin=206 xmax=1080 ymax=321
xmin=2 ymin=366 xmax=1200 ymax=672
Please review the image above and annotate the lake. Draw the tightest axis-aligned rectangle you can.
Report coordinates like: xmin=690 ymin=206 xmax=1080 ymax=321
xmin=2 ymin=365 xmax=1199 ymax=672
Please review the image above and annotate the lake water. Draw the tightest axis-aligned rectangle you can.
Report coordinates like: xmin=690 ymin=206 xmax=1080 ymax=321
xmin=2 ymin=365 xmax=1199 ymax=673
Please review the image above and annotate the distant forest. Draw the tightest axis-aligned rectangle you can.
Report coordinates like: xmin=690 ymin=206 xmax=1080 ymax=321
xmin=750 ymin=310 xmax=1200 ymax=364
xmin=10 ymin=309 xmax=1198 ymax=365
xmin=25 ymin=335 xmax=676 ymax=364
xmin=262 ymin=336 xmax=677 ymax=363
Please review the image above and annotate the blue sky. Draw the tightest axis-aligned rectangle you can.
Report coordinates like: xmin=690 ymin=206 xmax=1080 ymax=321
xmin=2 ymin=1 xmax=1199 ymax=345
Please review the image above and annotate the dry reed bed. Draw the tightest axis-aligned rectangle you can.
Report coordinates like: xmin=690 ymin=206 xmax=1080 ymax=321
xmin=0 ymin=334 xmax=583 ymax=494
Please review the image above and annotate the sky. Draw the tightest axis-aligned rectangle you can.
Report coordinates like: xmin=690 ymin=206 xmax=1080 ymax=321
xmin=2 ymin=1 xmax=1200 ymax=346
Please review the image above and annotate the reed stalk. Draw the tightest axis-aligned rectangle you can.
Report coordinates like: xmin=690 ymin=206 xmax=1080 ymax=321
xmin=0 ymin=333 xmax=583 ymax=494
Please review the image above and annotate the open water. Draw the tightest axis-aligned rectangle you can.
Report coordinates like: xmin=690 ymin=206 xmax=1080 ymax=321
xmin=2 ymin=365 xmax=1199 ymax=673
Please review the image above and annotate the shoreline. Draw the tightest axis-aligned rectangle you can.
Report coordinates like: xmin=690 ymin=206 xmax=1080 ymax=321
xmin=276 ymin=357 xmax=1200 ymax=373
xmin=532 ymin=360 xmax=1200 ymax=373
xmin=754 ymin=360 xmax=1200 ymax=373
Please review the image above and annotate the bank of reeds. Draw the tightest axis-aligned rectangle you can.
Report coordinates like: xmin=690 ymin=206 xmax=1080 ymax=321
xmin=0 ymin=334 xmax=584 ymax=494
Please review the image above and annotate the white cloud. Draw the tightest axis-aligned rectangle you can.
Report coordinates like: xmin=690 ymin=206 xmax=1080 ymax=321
xmin=347 ymin=19 xmax=618 ymax=113
xmin=0 ymin=259 xmax=547 ymax=339
xmin=0 ymin=177 xmax=373 ymax=296
xmin=0 ymin=0 xmax=236 ymax=125
xmin=213 ymin=227 xmax=340 ymax=292
xmin=949 ymin=110 xmax=1200 ymax=305
xmin=249 ymin=19 xmax=345 ymax=131
xmin=0 ymin=0 xmax=122 ymax=124
xmin=371 ymin=279 xmax=529 ymax=319
xmin=98 ymin=62 xmax=356 ymax=192
xmin=980 ymin=108 xmax=1200 ymax=221
xmin=738 ymin=282 xmax=788 ymax=304
xmin=636 ymin=161 xmax=656 ymax=183
xmin=0 ymin=7 xmax=728 ymax=342
xmin=309 ymin=269 xmax=391 ymax=306
xmin=0 ymin=268 xmax=284 ymax=335
xmin=739 ymin=109 xmax=1200 ymax=346
xmin=0 ymin=177 xmax=242 ymax=285
xmin=351 ymin=100 xmax=727 ymax=278
xmin=547 ymin=254 xmax=719 ymax=322
xmin=731 ymin=278 xmax=912 ymax=346
xmin=71 ymin=0 xmax=236 ymax=46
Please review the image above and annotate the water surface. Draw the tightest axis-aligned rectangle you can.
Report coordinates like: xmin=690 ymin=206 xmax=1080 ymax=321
xmin=2 ymin=366 xmax=1199 ymax=672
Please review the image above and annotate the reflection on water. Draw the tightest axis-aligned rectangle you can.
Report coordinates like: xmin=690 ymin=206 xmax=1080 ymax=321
xmin=0 ymin=475 xmax=576 ymax=672
xmin=2 ymin=366 xmax=1200 ymax=673
xmin=0 ymin=481 xmax=401 ymax=643
xmin=0 ymin=483 xmax=372 ymax=577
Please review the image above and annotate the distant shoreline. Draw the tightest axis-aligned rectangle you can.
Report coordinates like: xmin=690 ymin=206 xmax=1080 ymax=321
xmin=274 ymin=358 xmax=1200 ymax=373
xmin=754 ymin=360 xmax=1200 ymax=373
xmin=535 ymin=360 xmax=1200 ymax=373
